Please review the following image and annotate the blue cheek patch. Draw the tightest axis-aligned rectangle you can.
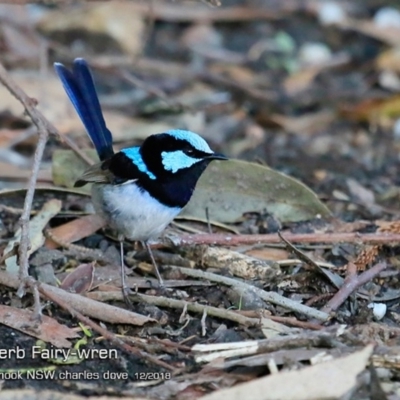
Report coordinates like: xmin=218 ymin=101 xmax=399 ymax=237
xmin=165 ymin=129 xmax=213 ymax=153
xmin=121 ymin=147 xmax=156 ymax=180
xmin=161 ymin=150 xmax=201 ymax=173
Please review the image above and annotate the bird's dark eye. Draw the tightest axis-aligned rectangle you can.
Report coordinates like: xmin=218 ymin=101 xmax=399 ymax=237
xmin=185 ymin=148 xmax=195 ymax=155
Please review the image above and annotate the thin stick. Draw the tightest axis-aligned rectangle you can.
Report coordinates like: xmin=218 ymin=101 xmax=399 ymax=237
xmin=235 ymin=311 xmax=323 ymax=330
xmin=321 ymin=262 xmax=387 ymax=314
xmin=172 ymin=232 xmax=400 ymax=246
xmin=17 ymin=127 xmax=48 ymax=286
xmin=166 ymin=266 xmax=330 ymax=321
xmin=0 ymin=62 xmax=54 ymax=313
xmin=88 ymin=291 xmax=260 ymax=327
xmin=0 ymin=61 xmax=92 ymax=314
xmin=40 ymin=285 xmax=176 ymax=372
xmin=0 ymin=270 xmax=175 ymax=371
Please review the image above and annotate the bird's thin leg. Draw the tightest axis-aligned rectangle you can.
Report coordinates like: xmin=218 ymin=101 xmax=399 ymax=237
xmin=119 ymin=235 xmax=132 ymax=306
xmin=143 ymin=241 xmax=164 ymax=287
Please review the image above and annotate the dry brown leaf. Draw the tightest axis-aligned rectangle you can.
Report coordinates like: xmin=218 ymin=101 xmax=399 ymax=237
xmin=341 ymin=95 xmax=400 ymax=123
xmin=210 ymin=64 xmax=256 ymax=84
xmin=0 ymin=70 xmax=139 ymax=145
xmin=376 ymin=47 xmax=400 ymax=73
xmin=60 ymin=263 xmax=95 ymax=294
xmin=340 ymin=18 xmax=400 ymax=46
xmin=4 ymin=199 xmax=62 ymax=274
xmin=284 ymin=53 xmax=350 ymax=96
xmin=0 ymin=270 xmax=154 ymax=326
xmin=270 ymin=110 xmax=336 ymax=136
xmin=0 ymin=71 xmax=75 ymax=128
xmin=45 ymin=214 xmax=105 ymax=249
xmin=37 ymin=2 xmax=145 ymax=57
xmin=0 ymin=304 xmax=79 ymax=348
xmin=200 ymin=345 xmax=373 ymax=400
xmin=346 ymin=178 xmax=376 ymax=209
xmin=283 ymin=67 xmax=321 ymax=95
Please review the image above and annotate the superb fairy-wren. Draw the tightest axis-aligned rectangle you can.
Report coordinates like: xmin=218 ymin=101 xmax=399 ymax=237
xmin=54 ymin=58 xmax=227 ymax=302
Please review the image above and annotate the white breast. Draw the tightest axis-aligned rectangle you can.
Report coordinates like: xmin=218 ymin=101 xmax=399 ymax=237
xmin=91 ymin=182 xmax=181 ymax=241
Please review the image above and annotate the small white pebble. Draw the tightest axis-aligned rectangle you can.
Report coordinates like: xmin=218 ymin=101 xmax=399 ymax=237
xmin=318 ymin=2 xmax=347 ymax=25
xmin=298 ymin=42 xmax=332 ymax=66
xmin=367 ymin=302 xmax=387 ymax=320
xmin=374 ymin=7 xmax=400 ymax=29
xmin=379 ymin=70 xmax=400 ymax=91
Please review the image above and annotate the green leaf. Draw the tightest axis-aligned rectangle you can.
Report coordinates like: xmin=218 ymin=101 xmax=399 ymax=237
xmin=182 ymin=160 xmax=331 ymax=223
xmin=52 ymin=149 xmax=98 ymax=193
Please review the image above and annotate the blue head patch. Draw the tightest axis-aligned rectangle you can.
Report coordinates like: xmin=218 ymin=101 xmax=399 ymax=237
xmin=121 ymin=147 xmax=156 ymax=180
xmin=165 ymin=130 xmax=213 ymax=154
xmin=161 ymin=150 xmax=202 ymax=173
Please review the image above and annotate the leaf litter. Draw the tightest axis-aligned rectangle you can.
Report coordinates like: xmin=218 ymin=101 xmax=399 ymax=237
xmin=0 ymin=0 xmax=400 ymax=399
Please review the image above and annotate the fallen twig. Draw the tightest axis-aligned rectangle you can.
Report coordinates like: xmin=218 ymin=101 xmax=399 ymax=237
xmin=0 ymin=61 xmax=93 ymax=317
xmin=193 ymin=329 xmax=346 ymax=363
xmin=236 ymin=311 xmax=323 ymax=330
xmin=0 ymin=270 xmax=150 ymax=326
xmin=39 ymin=285 xmax=175 ymax=372
xmin=278 ymin=231 xmax=321 ymax=271
xmin=88 ymin=291 xmax=260 ymax=327
xmin=170 ymin=232 xmax=400 ymax=246
xmin=0 ymin=270 xmax=175 ymax=371
xmin=165 ymin=266 xmax=330 ymax=321
xmin=0 ymin=62 xmax=56 ymax=316
xmin=321 ymin=262 xmax=387 ymax=315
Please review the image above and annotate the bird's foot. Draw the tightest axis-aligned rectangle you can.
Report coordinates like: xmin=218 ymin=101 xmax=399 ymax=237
xmin=121 ymin=285 xmax=137 ymax=308
xmin=146 ymin=278 xmax=170 ymax=296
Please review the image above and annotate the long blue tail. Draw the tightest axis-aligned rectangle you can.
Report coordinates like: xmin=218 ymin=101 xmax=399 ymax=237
xmin=54 ymin=58 xmax=114 ymax=161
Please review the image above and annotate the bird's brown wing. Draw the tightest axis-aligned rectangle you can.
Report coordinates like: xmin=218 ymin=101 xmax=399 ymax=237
xmin=74 ymin=161 xmax=113 ymax=187
xmin=74 ymin=152 xmax=144 ymax=187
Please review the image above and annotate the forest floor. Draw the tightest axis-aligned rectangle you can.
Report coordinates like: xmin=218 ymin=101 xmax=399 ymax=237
xmin=1 ymin=1 xmax=400 ymax=399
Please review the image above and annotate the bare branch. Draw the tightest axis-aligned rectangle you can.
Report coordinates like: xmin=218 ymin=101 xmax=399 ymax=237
xmin=321 ymin=262 xmax=387 ymax=315
xmin=0 ymin=62 xmax=54 ymax=314
xmin=171 ymin=232 xmax=400 ymax=247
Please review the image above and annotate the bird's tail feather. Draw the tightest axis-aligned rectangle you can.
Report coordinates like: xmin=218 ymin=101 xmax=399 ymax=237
xmin=54 ymin=58 xmax=113 ymax=161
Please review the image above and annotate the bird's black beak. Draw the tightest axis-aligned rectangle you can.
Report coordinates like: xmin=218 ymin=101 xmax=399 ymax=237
xmin=208 ymin=152 xmax=228 ymax=160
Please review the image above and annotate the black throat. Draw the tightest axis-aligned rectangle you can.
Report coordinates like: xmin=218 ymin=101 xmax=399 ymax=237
xmin=107 ymin=152 xmax=212 ymax=208
xmin=138 ymin=160 xmax=212 ymax=208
